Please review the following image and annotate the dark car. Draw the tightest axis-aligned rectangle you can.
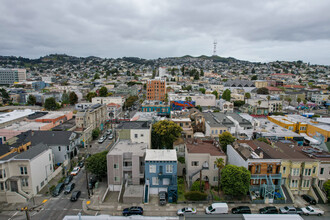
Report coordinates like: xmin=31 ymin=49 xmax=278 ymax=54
xmin=78 ymin=161 xmax=84 ymax=168
xmin=64 ymin=175 xmax=73 ymax=185
xmin=302 ymin=194 xmax=316 ymax=205
xmin=259 ymin=206 xmax=278 ymax=214
xmin=52 ymin=183 xmax=64 ymax=197
xmin=159 ymin=191 xmax=167 ymax=206
xmin=122 ymin=206 xmax=143 ymax=216
xmin=231 ymin=206 xmax=251 ymax=214
xmin=70 ymin=190 xmax=81 ymax=201
xmin=64 ymin=183 xmax=75 ymax=194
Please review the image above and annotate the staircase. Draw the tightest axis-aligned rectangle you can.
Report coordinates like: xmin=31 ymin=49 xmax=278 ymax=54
xmin=188 ymin=162 xmax=209 ymax=188
xmin=281 ymin=185 xmax=293 ymax=204
xmin=312 ymin=185 xmax=325 ymax=204
xmin=144 ymin=184 xmax=149 ymax=204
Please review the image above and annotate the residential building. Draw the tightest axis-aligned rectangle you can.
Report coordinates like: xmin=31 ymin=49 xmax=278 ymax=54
xmin=168 ymin=93 xmax=216 ymax=107
xmin=141 ymin=100 xmax=170 ymax=117
xmin=146 ymin=79 xmax=166 ymax=101
xmin=117 ymin=121 xmax=151 ymax=147
xmin=265 ymin=86 xmax=284 ymax=95
xmin=0 ymin=68 xmax=26 ymax=84
xmin=144 ymin=149 xmax=177 ymax=203
xmin=216 ymin=99 xmax=234 ymax=113
xmin=185 ymin=140 xmax=226 ymax=188
xmin=75 ymin=104 xmax=107 ymax=142
xmin=107 ymin=103 xmax=122 ymax=119
xmin=171 ymin=118 xmax=193 ymax=139
xmin=0 ymin=143 xmax=54 ymax=203
xmin=255 ymin=80 xmax=268 ymax=88
xmin=92 ymin=96 xmax=125 ymax=106
xmin=228 ymin=140 xmax=284 ymax=204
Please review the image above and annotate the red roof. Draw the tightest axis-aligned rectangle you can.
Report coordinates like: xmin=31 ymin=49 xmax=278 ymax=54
xmin=107 ymin=103 xmax=121 ymax=107
xmin=283 ymin=85 xmax=305 ymax=89
xmin=271 ymin=73 xmax=295 ymax=76
xmin=265 ymin=86 xmax=283 ymax=91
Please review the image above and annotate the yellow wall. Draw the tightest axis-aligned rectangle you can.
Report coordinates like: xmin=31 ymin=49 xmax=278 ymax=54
xmin=307 ymin=124 xmax=330 ymax=142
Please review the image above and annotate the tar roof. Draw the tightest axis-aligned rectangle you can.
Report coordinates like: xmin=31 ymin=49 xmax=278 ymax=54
xmin=117 ymin=121 xmax=150 ymax=130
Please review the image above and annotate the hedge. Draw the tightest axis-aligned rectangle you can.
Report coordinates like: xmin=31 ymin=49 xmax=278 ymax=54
xmin=184 ymin=191 xmax=207 ymax=201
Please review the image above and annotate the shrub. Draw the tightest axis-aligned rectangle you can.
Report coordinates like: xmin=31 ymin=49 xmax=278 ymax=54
xmin=191 ymin=180 xmax=205 ymax=192
xmin=58 ymin=177 xmax=65 ymax=183
xmin=178 ymin=156 xmax=185 ymax=164
xmin=184 ymin=191 xmax=207 ymax=201
xmin=177 ymin=177 xmax=184 ymax=185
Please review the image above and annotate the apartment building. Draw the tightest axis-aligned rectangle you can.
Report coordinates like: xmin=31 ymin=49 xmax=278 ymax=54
xmin=92 ymin=96 xmax=125 ymax=106
xmin=0 ymin=143 xmax=54 ymax=203
xmin=255 ymin=80 xmax=268 ymax=88
xmin=117 ymin=121 xmax=151 ymax=147
xmin=146 ymin=79 xmax=166 ymax=101
xmin=75 ymin=104 xmax=107 ymax=142
xmin=0 ymin=68 xmax=26 ymax=85
xmin=185 ymin=140 xmax=226 ymax=188
xmin=107 ymin=140 xmax=147 ymax=191
xmin=141 ymin=100 xmax=170 ymax=117
xmin=171 ymin=118 xmax=193 ymax=139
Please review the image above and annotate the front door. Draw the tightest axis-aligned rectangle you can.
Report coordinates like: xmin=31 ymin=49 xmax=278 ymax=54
xmin=10 ymin=181 xmax=18 ymax=192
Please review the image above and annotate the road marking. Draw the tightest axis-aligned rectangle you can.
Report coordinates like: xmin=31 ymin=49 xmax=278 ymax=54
xmin=86 ymin=200 xmax=91 ymax=205
xmin=8 ymin=211 xmax=19 ymax=220
xmin=95 ymin=211 xmax=99 ymax=216
xmin=42 ymin=199 xmax=48 ymax=203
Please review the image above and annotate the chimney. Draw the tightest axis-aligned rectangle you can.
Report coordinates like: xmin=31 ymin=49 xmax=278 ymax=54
xmin=259 ymin=151 xmax=263 ymax=158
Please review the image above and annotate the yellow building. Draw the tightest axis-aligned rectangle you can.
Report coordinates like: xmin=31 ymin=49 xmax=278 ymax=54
xmin=255 ymin=80 xmax=268 ymax=88
xmin=306 ymin=123 xmax=330 ymax=143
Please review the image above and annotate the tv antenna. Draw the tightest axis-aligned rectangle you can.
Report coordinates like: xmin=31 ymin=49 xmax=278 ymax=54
xmin=213 ymin=40 xmax=217 ymax=56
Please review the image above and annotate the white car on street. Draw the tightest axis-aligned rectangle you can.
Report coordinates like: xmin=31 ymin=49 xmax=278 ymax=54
xmin=301 ymin=206 xmax=324 ymax=216
xmin=70 ymin=167 xmax=80 ymax=176
xmin=177 ymin=207 xmax=197 ymax=216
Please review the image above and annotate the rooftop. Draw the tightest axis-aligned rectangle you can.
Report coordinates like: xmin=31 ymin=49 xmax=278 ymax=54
xmin=108 ymin=140 xmax=147 ymax=156
xmin=117 ymin=121 xmax=150 ymax=130
xmin=145 ymin=149 xmax=177 ymax=161
xmin=186 ymin=140 xmax=225 ymax=156
xmin=0 ymin=109 xmax=35 ymax=125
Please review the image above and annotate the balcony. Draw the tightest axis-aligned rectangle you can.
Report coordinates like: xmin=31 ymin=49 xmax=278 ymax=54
xmin=251 ymin=173 xmax=282 ymax=180
xmin=123 ymin=166 xmax=132 ymax=171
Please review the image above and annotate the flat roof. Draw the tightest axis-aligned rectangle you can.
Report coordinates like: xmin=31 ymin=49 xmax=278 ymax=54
xmin=5 ymin=121 xmax=52 ymax=131
xmin=0 ymin=109 xmax=35 ymax=125
xmin=145 ymin=149 xmax=177 ymax=161
xmin=108 ymin=140 xmax=147 ymax=156
xmin=36 ymin=111 xmax=69 ymax=119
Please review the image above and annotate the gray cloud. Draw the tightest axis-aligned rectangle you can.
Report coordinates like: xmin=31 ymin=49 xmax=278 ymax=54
xmin=0 ymin=0 xmax=329 ymax=64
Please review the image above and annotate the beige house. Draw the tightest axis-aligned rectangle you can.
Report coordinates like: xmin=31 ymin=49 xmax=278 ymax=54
xmin=185 ymin=140 xmax=226 ymax=188
xmin=75 ymin=104 xmax=107 ymax=142
xmin=0 ymin=144 xmax=54 ymax=203
xmin=171 ymin=118 xmax=194 ymax=139
xmin=255 ymin=80 xmax=268 ymax=88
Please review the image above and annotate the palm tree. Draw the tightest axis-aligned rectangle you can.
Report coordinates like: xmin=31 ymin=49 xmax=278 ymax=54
xmin=214 ymin=158 xmax=225 ymax=194
xmin=267 ymin=95 xmax=271 ymax=114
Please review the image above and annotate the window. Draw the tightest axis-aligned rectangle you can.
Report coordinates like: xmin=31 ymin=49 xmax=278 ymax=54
xmin=304 ymin=168 xmax=311 ymax=176
xmin=166 ymin=165 xmax=173 ymax=173
xmin=313 ymin=167 xmax=316 ymax=174
xmin=0 ymin=182 xmax=4 ymax=190
xmin=49 ymin=154 xmax=51 ymax=161
xmin=211 ymin=130 xmax=214 ymax=134
xmin=215 ymin=130 xmax=218 ymax=134
xmin=300 ymin=127 xmax=306 ymax=131
xmin=320 ymin=168 xmax=324 ymax=175
xmin=255 ymin=165 xmax=261 ymax=174
xmin=213 ymin=176 xmax=218 ymax=182
xmin=253 ymin=179 xmax=259 ymax=184
xmin=267 ymin=165 xmax=273 ymax=173
xmin=114 ymin=176 xmax=120 ymax=182
xmin=149 ymin=165 xmax=156 ymax=173
xmin=20 ymin=166 xmax=27 ymax=175
xmin=214 ymin=164 xmax=218 ymax=169
xmin=141 ymin=134 xmax=144 ymax=137
xmin=152 ymin=177 xmax=159 ymax=185
xmin=292 ymin=168 xmax=300 ymax=176
xmin=220 ymin=130 xmax=222 ymax=134
xmin=58 ymin=146 xmax=61 ymax=151
xmin=114 ymin=164 xmax=119 ymax=169
xmin=134 ymin=134 xmax=138 ymax=138
xmin=288 ymin=126 xmax=293 ymax=130
xmin=67 ymin=146 xmax=69 ymax=151
xmin=302 ymin=180 xmax=310 ymax=188
xmin=21 ymin=178 xmax=29 ymax=187
xmin=291 ymin=180 xmax=298 ymax=188
xmin=40 ymin=181 xmax=44 ymax=187
xmin=0 ymin=169 xmax=5 ymax=179
xmin=283 ymin=167 xmax=286 ymax=174
xmin=191 ymin=161 xmax=199 ymax=166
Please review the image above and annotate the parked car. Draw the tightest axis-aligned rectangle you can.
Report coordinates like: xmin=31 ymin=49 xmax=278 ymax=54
xmin=70 ymin=167 xmax=80 ymax=176
xmin=205 ymin=203 xmax=228 ymax=214
xmin=98 ymin=137 xmax=105 ymax=143
xmin=106 ymin=129 xmax=112 ymax=135
xmin=159 ymin=191 xmax=167 ymax=206
xmin=108 ymin=134 xmax=114 ymax=140
xmin=259 ymin=206 xmax=278 ymax=214
xmin=64 ymin=175 xmax=73 ymax=185
xmin=122 ymin=206 xmax=143 ymax=216
xmin=78 ymin=161 xmax=84 ymax=168
xmin=301 ymin=206 xmax=324 ymax=216
xmin=301 ymin=194 xmax=317 ymax=205
xmin=52 ymin=183 xmax=64 ymax=197
xmin=231 ymin=206 xmax=251 ymax=214
xmin=70 ymin=190 xmax=81 ymax=201
xmin=64 ymin=183 xmax=75 ymax=194
xmin=279 ymin=206 xmax=303 ymax=215
xmin=177 ymin=207 xmax=197 ymax=216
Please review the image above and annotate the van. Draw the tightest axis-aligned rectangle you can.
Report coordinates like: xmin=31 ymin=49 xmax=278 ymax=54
xmin=159 ymin=191 xmax=167 ymax=206
xmin=205 ymin=203 xmax=228 ymax=214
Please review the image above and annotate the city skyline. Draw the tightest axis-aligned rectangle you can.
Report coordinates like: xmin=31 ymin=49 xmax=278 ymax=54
xmin=1 ymin=0 xmax=330 ymax=65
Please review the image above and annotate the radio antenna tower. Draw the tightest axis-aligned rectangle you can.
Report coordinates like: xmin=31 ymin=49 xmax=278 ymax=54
xmin=213 ymin=40 xmax=217 ymax=56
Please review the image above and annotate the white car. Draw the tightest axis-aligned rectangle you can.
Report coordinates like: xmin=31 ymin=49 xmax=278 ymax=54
xmin=177 ymin=207 xmax=197 ymax=216
xmin=70 ymin=167 xmax=80 ymax=176
xmin=301 ymin=206 xmax=324 ymax=216
xmin=98 ymin=137 xmax=105 ymax=143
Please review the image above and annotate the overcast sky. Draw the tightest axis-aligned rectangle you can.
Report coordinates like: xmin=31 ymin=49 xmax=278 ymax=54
xmin=1 ymin=0 xmax=329 ymax=64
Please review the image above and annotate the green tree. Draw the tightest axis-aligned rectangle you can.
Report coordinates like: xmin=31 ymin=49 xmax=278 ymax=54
xmin=61 ymin=92 xmax=70 ymax=104
xmin=183 ymin=85 xmax=192 ymax=91
xmin=94 ymin=73 xmax=100 ymax=80
xmin=267 ymin=95 xmax=271 ymax=112
xmin=286 ymin=97 xmax=292 ymax=105
xmin=86 ymin=92 xmax=97 ymax=102
xmin=218 ymin=131 xmax=235 ymax=153
xmin=212 ymin=90 xmax=219 ymax=99
xmin=44 ymin=97 xmax=58 ymax=110
xmin=164 ymin=93 xmax=168 ymax=103
xmin=86 ymin=151 xmax=108 ymax=180
xmin=92 ymin=128 xmax=100 ymax=140
xmin=257 ymin=137 xmax=270 ymax=145
xmin=185 ymin=96 xmax=192 ymax=102
xmin=0 ymin=88 xmax=10 ymax=104
xmin=27 ymin=95 xmax=36 ymax=105
xmin=151 ymin=120 xmax=182 ymax=149
xmin=196 ymin=105 xmax=202 ymax=112
xmin=69 ymin=92 xmax=78 ymax=105
xmin=199 ymin=88 xmax=206 ymax=94
xmin=244 ymin=92 xmax=251 ymax=100
xmin=124 ymin=96 xmax=138 ymax=109
xmin=303 ymin=99 xmax=307 ymax=105
xmin=256 ymin=87 xmax=269 ymax=94
xmin=99 ymin=86 xmax=108 ymax=97
xmin=200 ymin=69 xmax=204 ymax=77
xmin=214 ymin=158 xmax=225 ymax=193
xmin=221 ymin=165 xmax=251 ymax=197
xmin=222 ymin=89 xmax=231 ymax=102
xmin=251 ymin=75 xmax=258 ymax=80
xmin=323 ymin=179 xmax=330 ymax=200
xmin=297 ymin=97 xmax=302 ymax=104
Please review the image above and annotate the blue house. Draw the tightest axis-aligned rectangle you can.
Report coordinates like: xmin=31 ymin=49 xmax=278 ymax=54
xmin=144 ymin=149 xmax=177 ymax=203
xmin=141 ymin=100 xmax=171 ymax=117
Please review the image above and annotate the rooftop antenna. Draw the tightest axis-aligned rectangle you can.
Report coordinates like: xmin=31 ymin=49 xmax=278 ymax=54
xmin=213 ymin=40 xmax=217 ymax=56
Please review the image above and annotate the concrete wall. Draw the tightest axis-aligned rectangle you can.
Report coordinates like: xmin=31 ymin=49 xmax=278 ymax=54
xmin=227 ymin=145 xmax=248 ymax=168
xmin=130 ymin=129 xmax=150 ymax=146
xmin=107 ymin=154 xmax=123 ymax=189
